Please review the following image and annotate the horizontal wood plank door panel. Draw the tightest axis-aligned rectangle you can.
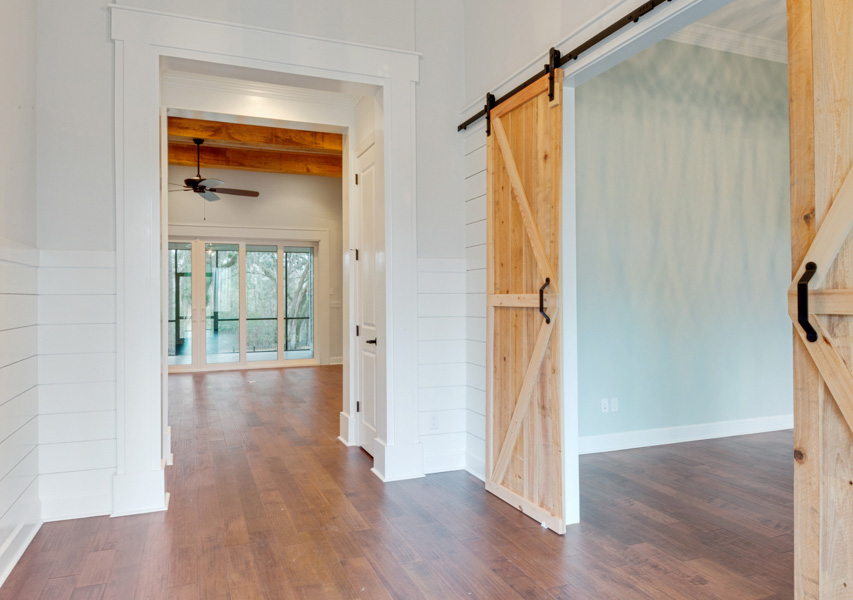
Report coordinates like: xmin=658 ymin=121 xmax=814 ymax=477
xmin=486 ymin=69 xmax=566 ymax=534
xmin=788 ymin=0 xmax=853 ymax=596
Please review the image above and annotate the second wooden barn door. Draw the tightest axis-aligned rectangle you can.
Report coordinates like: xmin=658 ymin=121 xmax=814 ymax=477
xmin=486 ymin=69 xmax=565 ymax=534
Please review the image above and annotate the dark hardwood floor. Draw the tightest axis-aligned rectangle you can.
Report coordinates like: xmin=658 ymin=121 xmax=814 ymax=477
xmin=1 ymin=366 xmax=794 ymax=599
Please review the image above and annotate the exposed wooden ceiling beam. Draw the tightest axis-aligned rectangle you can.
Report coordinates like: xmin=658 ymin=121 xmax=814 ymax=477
xmin=167 ymin=117 xmax=343 ymax=155
xmin=168 ymin=143 xmax=342 ymax=178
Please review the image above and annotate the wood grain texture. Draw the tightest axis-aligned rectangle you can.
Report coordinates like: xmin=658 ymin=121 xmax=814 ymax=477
xmin=168 ymin=117 xmax=343 ymax=155
xmin=788 ymin=1 xmax=853 ymax=597
xmin=787 ymin=0 xmax=821 ymax=598
xmin=0 ymin=366 xmax=793 ymax=599
xmin=487 ymin=70 xmax=565 ymax=533
xmin=810 ymin=2 xmax=853 ymax=596
xmin=168 ymin=143 xmax=342 ymax=177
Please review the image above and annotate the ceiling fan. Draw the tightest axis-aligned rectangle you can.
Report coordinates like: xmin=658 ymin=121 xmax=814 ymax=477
xmin=170 ymin=138 xmax=260 ymax=202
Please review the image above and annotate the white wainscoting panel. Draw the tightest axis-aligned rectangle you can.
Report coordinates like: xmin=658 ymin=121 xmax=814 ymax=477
xmin=38 ymin=250 xmax=117 ymax=520
xmin=418 ymin=257 xmax=468 ymax=474
xmin=0 ymin=241 xmax=41 ymax=586
xmin=464 ymin=124 xmax=488 ymax=481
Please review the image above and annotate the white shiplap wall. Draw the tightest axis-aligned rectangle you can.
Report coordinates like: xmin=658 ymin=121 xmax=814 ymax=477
xmin=38 ymin=251 xmax=116 ymax=520
xmin=464 ymin=124 xmax=488 ymax=481
xmin=418 ymin=257 xmax=468 ymax=473
xmin=0 ymin=241 xmax=41 ymax=583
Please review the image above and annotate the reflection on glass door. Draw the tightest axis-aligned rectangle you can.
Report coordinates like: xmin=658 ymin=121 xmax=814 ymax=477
xmin=285 ymin=248 xmax=314 ymax=359
xmin=205 ymin=243 xmax=240 ymax=364
xmin=246 ymin=245 xmax=278 ymax=362
xmin=168 ymin=242 xmax=192 ymax=366
xmin=168 ymin=239 xmax=315 ymax=371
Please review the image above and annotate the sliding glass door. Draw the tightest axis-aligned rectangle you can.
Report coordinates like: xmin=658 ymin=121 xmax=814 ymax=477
xmin=246 ymin=245 xmax=278 ymax=362
xmin=167 ymin=239 xmax=314 ymax=370
xmin=206 ymin=243 xmax=240 ymax=364
xmin=285 ymin=248 xmax=314 ymax=359
xmin=167 ymin=242 xmax=193 ymax=365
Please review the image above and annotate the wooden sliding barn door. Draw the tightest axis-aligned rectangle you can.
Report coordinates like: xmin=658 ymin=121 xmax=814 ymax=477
xmin=486 ymin=69 xmax=565 ymax=534
xmin=789 ymin=0 xmax=853 ymax=597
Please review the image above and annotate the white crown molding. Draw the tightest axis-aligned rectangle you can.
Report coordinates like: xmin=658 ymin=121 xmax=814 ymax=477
xmin=161 ymin=71 xmax=357 ymax=109
xmin=107 ymin=3 xmax=421 ymax=58
xmin=668 ymin=22 xmax=787 ymax=64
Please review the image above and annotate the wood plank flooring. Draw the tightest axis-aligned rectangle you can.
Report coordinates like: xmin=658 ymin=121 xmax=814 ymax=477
xmin=2 ymin=366 xmax=794 ymax=599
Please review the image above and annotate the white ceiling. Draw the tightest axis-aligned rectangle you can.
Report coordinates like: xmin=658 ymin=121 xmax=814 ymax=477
xmin=697 ymin=0 xmax=787 ymax=43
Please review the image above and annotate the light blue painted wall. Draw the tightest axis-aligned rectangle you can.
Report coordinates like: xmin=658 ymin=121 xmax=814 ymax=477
xmin=575 ymin=40 xmax=792 ymax=438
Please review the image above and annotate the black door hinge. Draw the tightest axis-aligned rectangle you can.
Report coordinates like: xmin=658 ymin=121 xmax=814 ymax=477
xmin=356 ymin=325 xmax=360 ymax=336
xmin=356 ymin=401 xmax=360 ymax=413
xmin=355 ymin=173 xmax=359 ymax=185
xmin=355 ymin=249 xmax=359 ymax=260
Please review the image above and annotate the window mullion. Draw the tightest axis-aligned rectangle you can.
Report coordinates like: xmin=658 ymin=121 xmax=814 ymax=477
xmin=239 ymin=242 xmax=247 ymax=365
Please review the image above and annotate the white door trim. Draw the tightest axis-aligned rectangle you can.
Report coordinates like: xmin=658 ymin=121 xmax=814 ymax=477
xmin=110 ymin=4 xmax=422 ymax=517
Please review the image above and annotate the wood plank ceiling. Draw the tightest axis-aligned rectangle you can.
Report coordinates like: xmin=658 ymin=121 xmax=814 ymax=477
xmin=167 ymin=117 xmax=343 ymax=177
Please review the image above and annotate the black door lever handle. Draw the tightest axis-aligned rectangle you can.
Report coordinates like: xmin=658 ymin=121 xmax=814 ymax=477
xmin=366 ymin=339 xmax=377 ymax=345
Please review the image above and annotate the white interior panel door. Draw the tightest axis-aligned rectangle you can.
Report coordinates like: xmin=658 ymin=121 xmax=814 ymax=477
xmin=356 ymin=145 xmax=378 ymax=456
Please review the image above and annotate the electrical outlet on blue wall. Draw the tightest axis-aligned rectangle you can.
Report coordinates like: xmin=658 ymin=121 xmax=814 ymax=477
xmin=600 ymin=398 xmax=609 ymax=413
xmin=611 ymin=398 xmax=619 ymax=412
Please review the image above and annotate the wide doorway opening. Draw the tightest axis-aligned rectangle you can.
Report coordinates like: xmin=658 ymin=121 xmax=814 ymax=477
xmin=158 ymin=62 xmax=386 ymax=468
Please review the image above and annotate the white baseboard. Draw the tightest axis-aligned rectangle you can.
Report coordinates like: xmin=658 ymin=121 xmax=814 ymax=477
xmin=465 ymin=454 xmax=485 ymax=482
xmin=371 ymin=440 xmax=425 ymax=481
xmin=0 ymin=484 xmax=41 ymax=588
xmin=579 ymin=414 xmax=794 ymax=455
xmin=41 ymin=491 xmax=112 ymax=522
xmin=0 ymin=521 xmax=41 ymax=588
xmin=424 ymin=454 xmax=465 ymax=475
xmin=329 ymin=357 xmax=343 ymax=365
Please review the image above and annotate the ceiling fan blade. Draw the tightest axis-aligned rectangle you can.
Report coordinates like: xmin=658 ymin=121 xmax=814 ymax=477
xmin=168 ymin=189 xmax=193 ymax=192
xmin=198 ymin=178 xmax=224 ymax=188
xmin=209 ymin=188 xmax=260 ymax=197
xmin=200 ymin=191 xmax=220 ymax=202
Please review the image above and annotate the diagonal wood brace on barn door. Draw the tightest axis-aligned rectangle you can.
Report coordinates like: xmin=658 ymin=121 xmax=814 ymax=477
xmin=790 ymin=166 xmax=853 ymax=433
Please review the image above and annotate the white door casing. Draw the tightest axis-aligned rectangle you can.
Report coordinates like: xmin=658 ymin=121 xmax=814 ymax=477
xmin=111 ymin=6 xmax=421 ymax=516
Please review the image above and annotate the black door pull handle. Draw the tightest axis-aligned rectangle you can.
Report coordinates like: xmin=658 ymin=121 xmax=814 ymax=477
xmin=798 ymin=262 xmax=818 ymax=343
xmin=539 ymin=278 xmax=551 ymax=324
xmin=366 ymin=339 xmax=377 ymax=345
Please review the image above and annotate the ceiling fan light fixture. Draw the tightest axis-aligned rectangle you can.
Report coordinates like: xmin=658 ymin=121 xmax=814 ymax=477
xmin=173 ymin=136 xmax=260 ymax=202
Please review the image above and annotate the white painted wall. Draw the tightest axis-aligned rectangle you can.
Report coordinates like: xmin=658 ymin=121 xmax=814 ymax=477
xmin=575 ymin=40 xmax=792 ymax=452
xmin=37 ymin=0 xmax=115 ymax=251
xmin=0 ymin=0 xmax=42 ymax=584
xmin=415 ymin=0 xmax=466 ymax=259
xmin=169 ymin=167 xmax=344 ymax=361
xmin=462 ymin=0 xmax=683 ymax=106
xmin=3 ymin=0 xmax=38 ymax=247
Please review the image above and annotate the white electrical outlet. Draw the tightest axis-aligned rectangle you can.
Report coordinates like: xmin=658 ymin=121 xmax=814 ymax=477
xmin=600 ymin=398 xmax=609 ymax=413
xmin=430 ymin=414 xmax=439 ymax=430
xmin=611 ymin=398 xmax=619 ymax=412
